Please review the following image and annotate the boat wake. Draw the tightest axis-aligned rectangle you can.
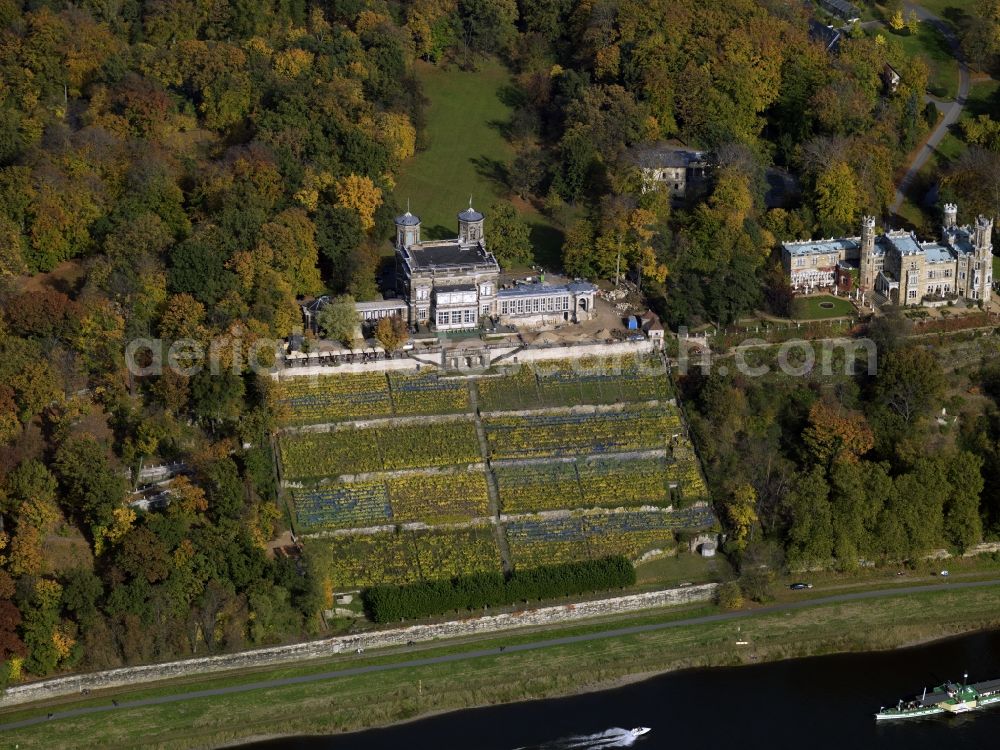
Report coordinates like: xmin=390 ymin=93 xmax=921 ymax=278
xmin=513 ymin=727 xmax=643 ymax=750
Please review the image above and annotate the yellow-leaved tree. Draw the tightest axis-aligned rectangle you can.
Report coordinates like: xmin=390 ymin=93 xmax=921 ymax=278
xmin=335 ymin=174 xmax=382 ymax=231
xmin=725 ymin=484 xmax=759 ymax=551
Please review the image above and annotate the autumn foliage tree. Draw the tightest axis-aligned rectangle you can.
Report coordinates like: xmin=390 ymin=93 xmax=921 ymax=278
xmin=375 ymin=315 xmax=409 ymax=352
xmin=802 ymin=401 xmax=875 ymax=469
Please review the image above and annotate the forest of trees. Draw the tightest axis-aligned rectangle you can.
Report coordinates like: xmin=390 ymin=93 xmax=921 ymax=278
xmin=0 ymin=0 xmax=426 ymax=685
xmin=478 ymin=0 xmax=937 ymax=327
xmin=683 ymin=311 xmax=1000 ymax=602
xmin=0 ymin=0 xmax=997 ymax=685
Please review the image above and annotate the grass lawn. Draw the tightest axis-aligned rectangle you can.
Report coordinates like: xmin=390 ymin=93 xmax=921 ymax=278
xmin=6 ymin=585 xmax=1000 ymax=748
xmin=791 ymin=294 xmax=856 ymax=320
xmin=394 ymin=59 xmax=564 ymax=266
xmin=910 ymin=1 xmax=973 ymax=31
xmin=885 ymin=24 xmax=959 ymax=100
xmin=965 ymin=78 xmax=1000 ymax=119
xmin=635 ymin=552 xmax=732 ymax=587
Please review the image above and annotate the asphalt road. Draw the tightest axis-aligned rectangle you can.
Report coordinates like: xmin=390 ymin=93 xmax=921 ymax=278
xmin=890 ymin=2 xmax=971 ymax=215
xmin=3 ymin=578 xmax=1000 ymax=734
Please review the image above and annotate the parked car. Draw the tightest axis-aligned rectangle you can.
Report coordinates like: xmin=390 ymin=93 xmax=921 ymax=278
xmin=789 ymin=582 xmax=813 ymax=590
xmin=939 ymin=570 xmax=950 ymax=577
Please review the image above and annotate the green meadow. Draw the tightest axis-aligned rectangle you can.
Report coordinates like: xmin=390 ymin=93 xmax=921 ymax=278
xmin=395 ymin=59 xmax=564 ymax=266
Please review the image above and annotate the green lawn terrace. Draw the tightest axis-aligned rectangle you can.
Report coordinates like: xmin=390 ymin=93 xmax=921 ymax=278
xmin=790 ymin=293 xmax=856 ymax=320
xmin=271 ymin=353 xmax=673 ymax=428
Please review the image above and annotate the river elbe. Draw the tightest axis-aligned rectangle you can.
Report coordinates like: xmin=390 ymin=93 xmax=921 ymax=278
xmin=246 ymin=629 xmax=1000 ymax=749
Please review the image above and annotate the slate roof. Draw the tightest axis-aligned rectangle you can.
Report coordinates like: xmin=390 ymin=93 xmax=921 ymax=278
xmin=634 ymin=144 xmax=708 ymax=170
xmin=782 ymin=237 xmax=860 ymax=257
xmin=395 ymin=211 xmax=421 ymax=226
xmin=406 ymin=240 xmax=496 ymax=269
xmin=819 ymin=0 xmax=861 ymax=20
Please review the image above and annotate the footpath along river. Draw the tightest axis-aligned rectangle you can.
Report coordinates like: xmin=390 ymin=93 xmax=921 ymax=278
xmin=247 ymin=629 xmax=1000 ymax=749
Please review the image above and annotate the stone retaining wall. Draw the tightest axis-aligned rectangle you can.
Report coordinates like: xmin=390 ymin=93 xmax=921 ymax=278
xmin=0 ymin=583 xmax=716 ymax=708
xmin=273 ymin=339 xmax=656 ymax=379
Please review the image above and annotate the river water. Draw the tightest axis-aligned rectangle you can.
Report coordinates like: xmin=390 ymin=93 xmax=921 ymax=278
xmin=247 ymin=629 xmax=1000 ymax=749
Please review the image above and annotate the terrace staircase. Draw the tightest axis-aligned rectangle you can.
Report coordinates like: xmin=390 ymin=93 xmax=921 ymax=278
xmin=470 ymin=382 xmax=513 ymax=573
xmin=489 ymin=345 xmax=525 ymax=366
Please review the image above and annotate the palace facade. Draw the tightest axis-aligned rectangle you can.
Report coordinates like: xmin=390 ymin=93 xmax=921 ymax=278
xmin=781 ymin=204 xmax=994 ymax=307
xmin=394 ymin=204 xmax=596 ymax=330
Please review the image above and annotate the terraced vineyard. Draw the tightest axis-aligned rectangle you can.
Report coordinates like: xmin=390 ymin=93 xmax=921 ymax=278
xmin=280 ymin=429 xmax=382 ymax=480
xmin=279 ymin=420 xmax=480 ymax=480
xmin=273 ymin=372 xmax=393 ymax=425
xmin=388 ymin=371 xmax=470 ymax=415
xmin=477 ymin=354 xmax=671 ymax=411
xmin=483 ymin=405 xmax=682 ymax=459
xmin=304 ymin=525 xmax=502 ymax=589
xmin=275 ymin=354 xmax=670 ymax=425
xmin=666 ymin=441 xmax=709 ymax=502
xmin=273 ymin=370 xmax=471 ymax=426
xmin=380 ymin=421 xmax=480 ymax=470
xmin=291 ymin=483 xmax=391 ymax=530
xmin=505 ymin=508 xmax=715 ymax=569
xmin=495 ymin=456 xmax=674 ymax=513
xmin=290 ymin=468 xmax=491 ymax=531
xmin=387 ymin=469 xmax=490 ymax=523
xmin=275 ymin=349 xmax=715 ymax=591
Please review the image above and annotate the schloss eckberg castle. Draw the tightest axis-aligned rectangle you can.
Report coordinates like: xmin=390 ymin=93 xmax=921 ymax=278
xmin=782 ymin=204 xmax=994 ymax=306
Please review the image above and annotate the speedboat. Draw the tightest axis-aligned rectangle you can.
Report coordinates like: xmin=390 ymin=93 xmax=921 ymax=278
xmin=630 ymin=727 xmax=651 ymax=737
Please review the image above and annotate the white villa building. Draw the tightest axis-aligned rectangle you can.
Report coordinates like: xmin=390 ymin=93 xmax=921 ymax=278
xmin=394 ymin=204 xmax=596 ymax=330
xmin=782 ymin=205 xmax=994 ymax=306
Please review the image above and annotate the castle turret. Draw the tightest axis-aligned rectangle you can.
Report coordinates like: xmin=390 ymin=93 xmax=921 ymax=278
xmin=944 ymin=203 xmax=958 ymax=229
xmin=859 ymin=215 xmax=877 ymax=292
xmin=974 ymin=215 xmax=993 ymax=252
xmin=458 ymin=200 xmax=484 ymax=245
xmin=975 ymin=215 xmax=993 ymax=304
xmin=395 ymin=208 xmax=421 ymax=250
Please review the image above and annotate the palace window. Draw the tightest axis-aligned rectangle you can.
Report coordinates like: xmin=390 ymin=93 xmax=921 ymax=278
xmin=417 ymin=288 xmax=429 ymax=301
xmin=908 ymin=290 xmax=917 ymax=299
xmin=464 ymin=309 xmax=475 ymax=324
xmin=481 ymin=304 xmax=491 ymax=316
xmin=437 ymin=312 xmax=448 ymax=326
xmin=417 ymin=307 xmax=427 ymax=320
